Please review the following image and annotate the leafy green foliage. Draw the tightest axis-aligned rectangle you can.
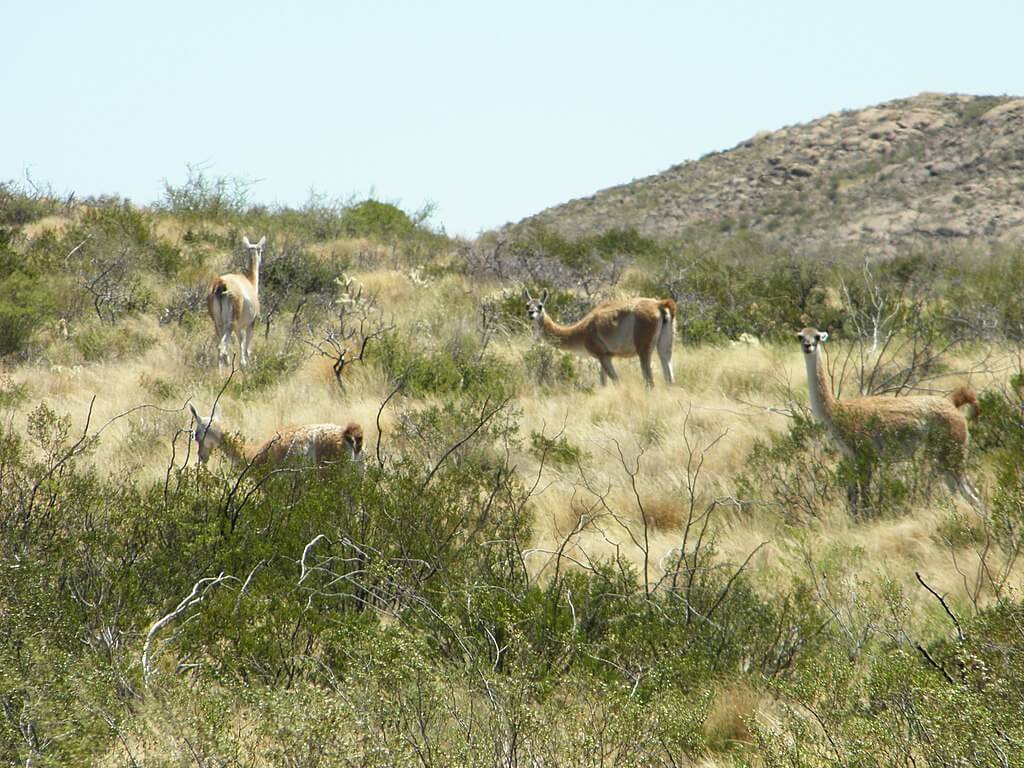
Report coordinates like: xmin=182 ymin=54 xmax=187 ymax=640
xmin=529 ymin=430 xmax=585 ymax=466
xmin=160 ymin=163 xmax=252 ymax=220
xmin=514 ymin=225 xmax=661 ymax=270
xmin=740 ymin=411 xmax=840 ymax=521
xmin=521 ymin=343 xmax=580 ymax=389
xmin=339 ymin=199 xmax=421 ymax=239
xmin=72 ymin=321 xmax=156 ymax=362
xmin=0 ymin=180 xmax=65 ymax=226
xmin=369 ymin=329 xmax=517 ymax=399
xmin=0 ymin=269 xmax=57 ymax=357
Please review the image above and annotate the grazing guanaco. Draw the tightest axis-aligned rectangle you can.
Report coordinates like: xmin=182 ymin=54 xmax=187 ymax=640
xmin=208 ymin=235 xmax=264 ymax=370
xmin=797 ymin=327 xmax=982 ymax=512
xmin=189 ymin=404 xmax=364 ymax=469
xmin=523 ymin=288 xmax=676 ymax=387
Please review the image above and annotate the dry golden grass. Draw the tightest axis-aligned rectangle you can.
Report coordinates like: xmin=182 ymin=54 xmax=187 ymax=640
xmin=22 ymin=213 xmax=77 ymax=239
xmin=5 ymin=262 xmax=1022 ymax=625
xmin=307 ymin=236 xmax=390 ymax=263
xmin=703 ymin=682 xmax=764 ymax=751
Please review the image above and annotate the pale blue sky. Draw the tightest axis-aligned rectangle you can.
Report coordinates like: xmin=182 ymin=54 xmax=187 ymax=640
xmin=3 ymin=1 xmax=1021 ymax=236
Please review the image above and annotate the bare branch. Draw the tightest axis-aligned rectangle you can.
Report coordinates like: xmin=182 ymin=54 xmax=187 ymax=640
xmin=915 ymin=570 xmax=965 ymax=642
xmin=142 ymin=572 xmax=237 ymax=686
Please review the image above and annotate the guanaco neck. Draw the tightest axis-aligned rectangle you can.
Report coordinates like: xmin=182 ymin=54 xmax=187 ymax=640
xmin=804 ymin=347 xmax=837 ymax=424
xmin=247 ymin=254 xmax=260 ymax=295
xmin=538 ymin=311 xmax=580 ymax=347
xmin=217 ymin=432 xmax=255 ymax=466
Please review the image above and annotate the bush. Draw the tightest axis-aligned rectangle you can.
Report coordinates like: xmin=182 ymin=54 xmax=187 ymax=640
xmin=0 ymin=269 xmax=57 ymax=358
xmin=529 ymin=430 xmax=585 ymax=466
xmin=0 ymin=390 xmax=1020 ymax=764
xmin=72 ymin=322 xmax=155 ymax=362
xmin=369 ymin=329 xmax=517 ymax=399
xmin=258 ymin=241 xmax=344 ymax=309
xmin=0 ymin=180 xmax=65 ymax=226
xmin=521 ymin=343 xmax=580 ymax=389
xmin=340 ymin=199 xmax=422 ymax=240
xmin=160 ymin=164 xmax=251 ymax=220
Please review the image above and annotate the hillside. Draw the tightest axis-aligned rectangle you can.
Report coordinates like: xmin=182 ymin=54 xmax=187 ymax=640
xmin=507 ymin=92 xmax=1024 ymax=252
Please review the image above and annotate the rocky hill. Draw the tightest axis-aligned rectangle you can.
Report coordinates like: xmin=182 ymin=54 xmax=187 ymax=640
xmin=505 ymin=92 xmax=1024 ymax=253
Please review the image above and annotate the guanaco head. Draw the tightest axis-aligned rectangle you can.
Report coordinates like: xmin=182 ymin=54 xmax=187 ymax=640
xmin=796 ymin=327 xmax=829 ymax=355
xmin=343 ymin=422 xmax=364 ymax=461
xmin=523 ymin=287 xmax=549 ymax=325
xmin=242 ymin=235 xmax=266 ymax=273
xmin=189 ymin=403 xmax=224 ymax=465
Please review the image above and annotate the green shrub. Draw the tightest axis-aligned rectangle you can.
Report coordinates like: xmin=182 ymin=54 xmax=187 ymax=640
xmin=229 ymin=338 xmax=304 ymax=396
xmin=512 ymin=225 xmax=659 ymax=271
xmin=369 ymin=330 xmax=517 ymax=399
xmin=0 ymin=181 xmax=64 ymax=226
xmin=529 ymin=430 xmax=585 ymax=466
xmin=754 ymin=641 xmax=1024 ymax=766
xmin=0 ymin=377 xmax=28 ymax=410
xmin=0 ymin=269 xmax=58 ymax=357
xmin=259 ymin=243 xmax=344 ymax=306
xmin=148 ymin=239 xmax=191 ymax=277
xmin=739 ymin=411 xmax=840 ymax=521
xmin=72 ymin=322 xmax=155 ymax=362
xmin=521 ymin=343 xmax=579 ymax=388
xmin=961 ymin=94 xmax=1008 ymax=122
xmin=340 ymin=199 xmax=420 ymax=240
xmin=160 ymin=164 xmax=251 ymax=220
xmin=0 ymin=225 xmax=62 ymax=358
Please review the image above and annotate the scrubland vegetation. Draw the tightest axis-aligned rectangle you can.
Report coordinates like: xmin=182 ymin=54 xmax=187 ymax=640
xmin=1 ymin=172 xmax=1023 ymax=766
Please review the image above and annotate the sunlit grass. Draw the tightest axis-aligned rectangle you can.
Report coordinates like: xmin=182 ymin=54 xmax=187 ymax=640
xmin=5 ymin=217 xmax=1022 ymax=663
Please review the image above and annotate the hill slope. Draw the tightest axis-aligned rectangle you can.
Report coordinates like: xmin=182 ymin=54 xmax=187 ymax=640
xmin=508 ymin=92 xmax=1024 ymax=252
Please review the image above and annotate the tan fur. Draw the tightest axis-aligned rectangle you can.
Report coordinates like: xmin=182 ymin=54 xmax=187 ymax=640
xmin=208 ymin=235 xmax=264 ymax=369
xmin=797 ymin=327 xmax=983 ymax=511
xmin=250 ymin=422 xmax=364 ymax=467
xmin=190 ymin=404 xmax=364 ymax=469
xmin=950 ymin=385 xmax=980 ymax=418
xmin=524 ymin=289 xmax=676 ymax=386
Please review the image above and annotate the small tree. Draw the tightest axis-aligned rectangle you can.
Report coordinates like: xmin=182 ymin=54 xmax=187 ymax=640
xmin=304 ymin=275 xmax=393 ymax=389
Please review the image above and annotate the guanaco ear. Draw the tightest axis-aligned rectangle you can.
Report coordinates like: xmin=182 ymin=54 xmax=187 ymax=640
xmin=818 ymin=331 xmax=829 ymax=343
xmin=256 ymin=236 xmax=266 ymax=249
xmin=540 ymin=288 xmax=549 ymax=304
xmin=189 ymin=403 xmax=201 ymax=424
xmin=522 ymin=287 xmax=532 ymax=302
xmin=242 ymin=236 xmax=252 ymax=248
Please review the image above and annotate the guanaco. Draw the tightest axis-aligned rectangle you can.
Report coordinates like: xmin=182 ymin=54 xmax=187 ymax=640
xmin=797 ymin=327 xmax=982 ymax=511
xmin=523 ymin=288 xmax=676 ymax=387
xmin=208 ymin=235 xmax=264 ymax=369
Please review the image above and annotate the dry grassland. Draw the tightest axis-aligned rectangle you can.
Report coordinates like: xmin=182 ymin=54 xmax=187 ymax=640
xmin=6 ymin=252 xmax=1018 ymax=635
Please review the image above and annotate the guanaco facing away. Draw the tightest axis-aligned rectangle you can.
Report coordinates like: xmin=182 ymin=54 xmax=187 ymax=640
xmin=523 ymin=288 xmax=677 ymax=387
xmin=208 ymin=235 xmax=265 ymax=370
xmin=189 ymin=404 xmax=364 ymax=469
xmin=797 ymin=327 xmax=983 ymax=512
